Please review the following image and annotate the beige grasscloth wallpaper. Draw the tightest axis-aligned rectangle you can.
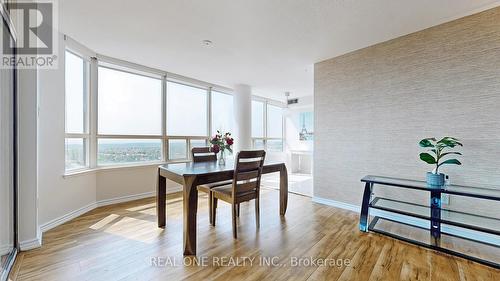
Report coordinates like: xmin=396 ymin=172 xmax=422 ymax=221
xmin=314 ymin=7 xmax=500 ymax=217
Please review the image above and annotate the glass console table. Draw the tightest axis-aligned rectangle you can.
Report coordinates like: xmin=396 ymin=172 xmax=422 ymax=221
xmin=359 ymin=175 xmax=500 ymax=269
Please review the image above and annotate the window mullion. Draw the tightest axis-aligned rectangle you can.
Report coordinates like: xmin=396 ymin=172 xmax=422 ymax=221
xmin=207 ymin=87 xmax=212 ymax=137
xmin=264 ymin=101 xmax=268 ymax=150
xmin=89 ymin=57 xmax=98 ymax=168
xmin=162 ymin=75 xmax=167 ymax=162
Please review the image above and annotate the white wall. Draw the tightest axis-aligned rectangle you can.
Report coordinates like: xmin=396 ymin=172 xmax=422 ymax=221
xmin=37 ymin=33 xmax=97 ymax=228
xmin=0 ymin=62 xmax=14 ymax=255
xmin=95 ymin=166 xmax=181 ymax=202
xmin=17 ymin=67 xmax=40 ymax=250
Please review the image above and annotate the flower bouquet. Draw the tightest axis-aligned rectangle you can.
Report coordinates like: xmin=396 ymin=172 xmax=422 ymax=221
xmin=210 ymin=131 xmax=234 ymax=165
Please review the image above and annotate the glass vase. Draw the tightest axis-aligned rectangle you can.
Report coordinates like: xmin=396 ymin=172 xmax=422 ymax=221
xmin=218 ymin=149 xmax=226 ymax=165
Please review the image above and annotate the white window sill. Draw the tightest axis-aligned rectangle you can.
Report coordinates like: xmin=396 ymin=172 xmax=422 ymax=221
xmin=63 ymin=160 xmax=190 ymax=178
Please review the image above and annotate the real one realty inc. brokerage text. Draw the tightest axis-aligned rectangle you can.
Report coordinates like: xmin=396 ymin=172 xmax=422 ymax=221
xmin=151 ymin=256 xmax=352 ymax=268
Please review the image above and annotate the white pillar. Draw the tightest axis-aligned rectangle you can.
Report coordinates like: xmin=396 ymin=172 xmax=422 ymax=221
xmin=233 ymin=84 xmax=252 ymax=152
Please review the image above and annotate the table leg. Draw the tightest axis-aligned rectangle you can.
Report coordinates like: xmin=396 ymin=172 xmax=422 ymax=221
xmin=280 ymin=164 xmax=288 ymax=215
xmin=359 ymin=182 xmax=372 ymax=232
xmin=183 ymin=175 xmax=198 ymax=255
xmin=157 ymin=170 xmax=166 ymax=228
xmin=430 ymin=191 xmax=441 ymax=246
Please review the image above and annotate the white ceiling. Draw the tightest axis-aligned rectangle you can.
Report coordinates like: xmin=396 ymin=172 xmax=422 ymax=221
xmin=60 ymin=0 xmax=500 ymax=100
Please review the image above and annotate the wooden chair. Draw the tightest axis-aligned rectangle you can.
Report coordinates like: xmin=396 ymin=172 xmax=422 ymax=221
xmin=211 ymin=150 xmax=266 ymax=239
xmin=191 ymin=147 xmax=217 ymax=163
xmin=192 ymin=147 xmax=232 ymax=224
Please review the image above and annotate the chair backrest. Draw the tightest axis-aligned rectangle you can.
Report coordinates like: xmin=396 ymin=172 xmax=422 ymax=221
xmin=232 ymin=150 xmax=266 ymax=197
xmin=191 ymin=147 xmax=217 ymax=162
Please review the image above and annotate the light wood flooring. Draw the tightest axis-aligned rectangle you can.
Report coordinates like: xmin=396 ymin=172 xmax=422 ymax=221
xmin=8 ymin=189 xmax=500 ymax=281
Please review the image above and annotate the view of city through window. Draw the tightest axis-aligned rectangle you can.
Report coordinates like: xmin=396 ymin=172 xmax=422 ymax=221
xmin=97 ymin=139 xmax=162 ymax=165
xmin=65 ymin=138 xmax=86 ymax=170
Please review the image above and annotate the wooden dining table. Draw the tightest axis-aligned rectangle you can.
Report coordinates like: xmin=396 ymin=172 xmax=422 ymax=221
xmin=157 ymin=159 xmax=288 ymax=255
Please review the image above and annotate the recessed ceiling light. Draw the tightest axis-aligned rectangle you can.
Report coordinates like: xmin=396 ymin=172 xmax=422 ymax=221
xmin=202 ymin=40 xmax=213 ymax=46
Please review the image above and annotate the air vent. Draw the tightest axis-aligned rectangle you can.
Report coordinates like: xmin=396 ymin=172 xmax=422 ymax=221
xmin=287 ymin=98 xmax=299 ymax=105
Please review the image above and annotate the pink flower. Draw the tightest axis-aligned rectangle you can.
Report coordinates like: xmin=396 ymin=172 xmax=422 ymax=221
xmin=211 ymin=144 xmax=220 ymax=154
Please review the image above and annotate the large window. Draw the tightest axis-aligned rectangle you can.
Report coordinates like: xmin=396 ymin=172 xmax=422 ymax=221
xmin=252 ymin=100 xmax=284 ymax=152
xmin=211 ymin=91 xmax=234 ymax=135
xmin=166 ymin=82 xmax=209 ymax=160
xmin=65 ymin=50 xmax=89 ymax=170
xmin=97 ymin=66 xmax=163 ymax=165
xmin=167 ymin=82 xmax=207 ymax=136
xmin=98 ymin=67 xmax=162 ymax=135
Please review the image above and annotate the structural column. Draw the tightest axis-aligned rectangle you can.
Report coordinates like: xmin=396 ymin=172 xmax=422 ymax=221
xmin=233 ymin=84 xmax=252 ymax=152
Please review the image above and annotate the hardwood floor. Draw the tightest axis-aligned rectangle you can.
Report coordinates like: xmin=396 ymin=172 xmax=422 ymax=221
xmin=8 ymin=189 xmax=500 ymax=281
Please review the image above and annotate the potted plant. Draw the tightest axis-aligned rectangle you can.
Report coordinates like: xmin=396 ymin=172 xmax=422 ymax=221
xmin=210 ymin=130 xmax=234 ymax=165
xmin=419 ymin=137 xmax=462 ymax=186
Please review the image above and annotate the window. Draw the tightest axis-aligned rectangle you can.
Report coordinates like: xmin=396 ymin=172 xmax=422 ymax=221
xmin=211 ymin=91 xmax=234 ymax=135
xmin=190 ymin=139 xmax=207 ymax=149
xmin=168 ymin=139 xmax=187 ymax=160
xmin=65 ymin=50 xmax=89 ymax=170
xmin=251 ymin=101 xmax=264 ymax=138
xmin=251 ymin=100 xmax=284 ymax=152
xmin=165 ymin=82 xmax=209 ymax=160
xmin=167 ymin=82 xmax=207 ymax=136
xmin=267 ymin=139 xmax=283 ymax=152
xmin=98 ymin=67 xmax=162 ymax=135
xmin=253 ymin=139 xmax=265 ymax=149
xmin=96 ymin=65 xmax=163 ymax=166
xmin=267 ymin=105 xmax=283 ymax=138
xmin=98 ymin=139 xmax=161 ymax=165
xmin=266 ymin=104 xmax=284 ymax=151
xmin=65 ymin=138 xmax=86 ymax=169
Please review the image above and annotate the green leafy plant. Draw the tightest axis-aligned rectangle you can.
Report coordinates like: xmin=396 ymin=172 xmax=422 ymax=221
xmin=419 ymin=137 xmax=463 ymax=174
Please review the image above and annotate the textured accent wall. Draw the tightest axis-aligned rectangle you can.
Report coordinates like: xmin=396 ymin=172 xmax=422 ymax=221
xmin=314 ymin=7 xmax=500 ymax=216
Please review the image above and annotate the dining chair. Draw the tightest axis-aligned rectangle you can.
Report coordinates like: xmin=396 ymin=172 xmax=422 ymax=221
xmin=192 ymin=147 xmax=232 ymax=224
xmin=211 ymin=150 xmax=266 ymax=239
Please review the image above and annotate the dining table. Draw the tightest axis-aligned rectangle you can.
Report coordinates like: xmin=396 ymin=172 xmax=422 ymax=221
xmin=156 ymin=159 xmax=288 ymax=255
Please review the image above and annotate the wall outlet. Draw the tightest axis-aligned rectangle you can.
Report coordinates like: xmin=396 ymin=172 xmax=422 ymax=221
xmin=442 ymin=194 xmax=450 ymax=205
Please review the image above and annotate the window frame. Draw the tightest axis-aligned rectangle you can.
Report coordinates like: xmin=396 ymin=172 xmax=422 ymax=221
xmin=251 ymin=97 xmax=285 ymax=152
xmin=64 ymin=49 xmax=90 ymax=171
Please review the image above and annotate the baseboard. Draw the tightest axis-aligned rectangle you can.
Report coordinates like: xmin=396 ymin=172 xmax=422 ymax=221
xmin=96 ymin=191 xmax=156 ymax=208
xmin=312 ymin=196 xmax=500 ymax=246
xmin=40 ymin=187 xmax=182 ymax=234
xmin=312 ymin=197 xmax=360 ymax=212
xmin=19 ymin=236 xmax=42 ymax=251
xmin=40 ymin=201 xmax=97 ymax=233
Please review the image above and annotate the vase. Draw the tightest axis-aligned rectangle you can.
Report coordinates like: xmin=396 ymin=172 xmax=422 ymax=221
xmin=218 ymin=150 xmax=226 ymax=165
xmin=426 ymin=172 xmax=445 ymax=187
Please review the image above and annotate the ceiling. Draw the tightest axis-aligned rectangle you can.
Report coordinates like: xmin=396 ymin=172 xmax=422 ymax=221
xmin=60 ymin=0 xmax=500 ymax=100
